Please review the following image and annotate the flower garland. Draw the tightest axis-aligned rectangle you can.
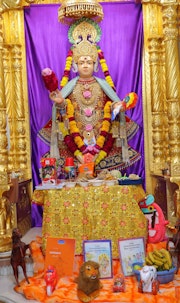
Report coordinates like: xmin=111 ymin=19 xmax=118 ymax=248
xmin=55 ymin=47 xmax=116 ymax=165
xmin=42 ymin=47 xmax=137 ymax=166
xmin=65 ymin=98 xmax=112 ymax=163
xmin=60 ymin=49 xmax=73 ymax=89
xmin=97 ymin=46 xmax=115 ymax=91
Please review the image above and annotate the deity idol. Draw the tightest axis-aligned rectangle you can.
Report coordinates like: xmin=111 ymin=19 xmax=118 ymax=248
xmin=40 ymin=18 xmax=140 ymax=173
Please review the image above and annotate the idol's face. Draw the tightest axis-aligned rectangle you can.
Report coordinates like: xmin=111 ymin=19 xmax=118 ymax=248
xmin=77 ymin=56 xmax=94 ymax=78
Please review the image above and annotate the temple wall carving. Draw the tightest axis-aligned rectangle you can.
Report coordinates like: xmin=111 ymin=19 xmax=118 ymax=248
xmin=0 ymin=0 xmax=180 ymax=249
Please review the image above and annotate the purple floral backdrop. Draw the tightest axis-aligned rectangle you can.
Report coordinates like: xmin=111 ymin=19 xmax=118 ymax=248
xmin=24 ymin=1 xmax=144 ymax=226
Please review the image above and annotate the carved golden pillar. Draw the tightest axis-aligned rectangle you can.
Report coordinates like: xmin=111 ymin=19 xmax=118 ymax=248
xmin=0 ymin=11 xmax=11 ymax=252
xmin=142 ymin=0 xmax=167 ymax=190
xmin=2 ymin=8 xmax=32 ymax=179
xmin=10 ymin=44 xmax=27 ymax=171
xmin=162 ymin=3 xmax=180 ymax=173
xmin=0 ymin=8 xmax=11 ymax=217
xmin=0 ymin=14 xmax=9 ymax=177
xmin=142 ymin=0 xmax=180 ymax=224
xmin=148 ymin=36 xmax=167 ymax=174
xmin=0 ymin=1 xmax=32 ymax=252
xmin=162 ymin=3 xmax=180 ymax=219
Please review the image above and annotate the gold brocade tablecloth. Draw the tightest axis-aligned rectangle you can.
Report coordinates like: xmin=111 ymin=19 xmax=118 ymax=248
xmin=32 ymin=184 xmax=147 ymax=258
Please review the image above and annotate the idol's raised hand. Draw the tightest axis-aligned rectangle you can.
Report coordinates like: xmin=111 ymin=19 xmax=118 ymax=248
xmin=49 ymin=89 xmax=65 ymax=105
xmin=42 ymin=68 xmax=65 ymax=105
xmin=111 ymin=92 xmax=138 ymax=121
xmin=111 ymin=101 xmax=126 ymax=121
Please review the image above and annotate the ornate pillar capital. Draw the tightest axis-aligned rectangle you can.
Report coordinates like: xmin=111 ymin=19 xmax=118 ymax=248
xmin=162 ymin=2 xmax=179 ymax=39
xmin=0 ymin=0 xmax=34 ymax=14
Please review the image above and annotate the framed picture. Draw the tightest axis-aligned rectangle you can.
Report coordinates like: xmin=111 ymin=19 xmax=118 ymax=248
xmin=83 ymin=239 xmax=112 ymax=279
xmin=118 ymin=237 xmax=145 ymax=276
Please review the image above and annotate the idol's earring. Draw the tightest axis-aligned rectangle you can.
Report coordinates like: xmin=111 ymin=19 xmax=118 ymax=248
xmin=72 ymin=61 xmax=78 ymax=73
xmin=94 ymin=60 xmax=99 ymax=73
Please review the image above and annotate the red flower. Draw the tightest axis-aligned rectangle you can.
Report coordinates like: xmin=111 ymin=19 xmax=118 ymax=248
xmin=94 ymin=144 xmax=101 ymax=151
xmin=98 ymin=51 xmax=104 ymax=60
xmin=102 ymin=134 xmax=114 ymax=153
xmin=63 ymin=70 xmax=70 ymax=77
xmin=100 ymin=130 xmax=108 ymax=137
xmin=80 ymin=145 xmax=86 ymax=152
xmin=68 ymin=49 xmax=73 ymax=57
xmin=104 ymin=71 xmax=110 ymax=77
xmin=69 ymin=117 xmax=75 ymax=122
xmin=64 ymin=135 xmax=77 ymax=153
xmin=42 ymin=71 xmax=58 ymax=92
xmin=71 ymin=132 xmax=80 ymax=138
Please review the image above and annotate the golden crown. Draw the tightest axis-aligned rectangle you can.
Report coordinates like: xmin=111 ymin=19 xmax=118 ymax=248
xmin=72 ymin=41 xmax=98 ymax=63
xmin=68 ymin=17 xmax=102 ymax=63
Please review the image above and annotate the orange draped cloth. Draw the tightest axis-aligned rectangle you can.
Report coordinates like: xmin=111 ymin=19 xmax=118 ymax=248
xmin=15 ymin=239 xmax=180 ymax=303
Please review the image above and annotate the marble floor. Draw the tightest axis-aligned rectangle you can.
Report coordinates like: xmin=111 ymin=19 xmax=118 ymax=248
xmin=0 ymin=227 xmax=42 ymax=303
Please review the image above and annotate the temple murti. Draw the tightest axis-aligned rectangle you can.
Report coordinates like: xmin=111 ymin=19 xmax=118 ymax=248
xmin=39 ymin=15 xmax=140 ymax=173
xmin=0 ymin=0 xmax=180 ymax=302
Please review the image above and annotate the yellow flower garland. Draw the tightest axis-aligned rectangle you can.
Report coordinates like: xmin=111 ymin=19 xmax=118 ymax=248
xmin=66 ymin=99 xmax=85 ymax=149
xmin=60 ymin=76 xmax=69 ymax=88
xmin=59 ymin=47 xmax=115 ymax=165
xmin=97 ymin=49 xmax=115 ymax=89
xmin=60 ymin=53 xmax=73 ymax=88
xmin=66 ymin=98 xmax=112 ymax=162
xmin=95 ymin=150 xmax=107 ymax=165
